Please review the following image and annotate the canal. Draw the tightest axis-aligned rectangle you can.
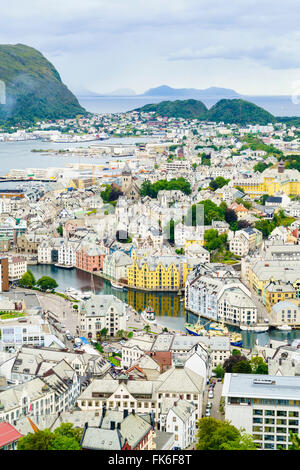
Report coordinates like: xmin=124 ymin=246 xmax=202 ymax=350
xmin=29 ymin=264 xmax=300 ymax=349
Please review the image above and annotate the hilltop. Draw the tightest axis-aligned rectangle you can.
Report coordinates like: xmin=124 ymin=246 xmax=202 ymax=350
xmin=134 ymin=98 xmax=276 ymax=125
xmin=133 ymin=99 xmax=208 ymax=119
xmin=0 ymin=44 xmax=86 ymax=123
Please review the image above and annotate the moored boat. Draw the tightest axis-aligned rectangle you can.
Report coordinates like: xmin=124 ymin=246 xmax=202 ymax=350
xmin=276 ymin=324 xmax=292 ymax=331
xmin=230 ymin=332 xmax=243 ymax=347
xmin=141 ymin=305 xmax=157 ymax=325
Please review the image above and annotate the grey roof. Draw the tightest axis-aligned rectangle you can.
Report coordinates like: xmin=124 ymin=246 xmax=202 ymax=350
xmin=81 ymin=428 xmax=122 ymax=450
xmin=223 ymin=373 xmax=300 ymax=400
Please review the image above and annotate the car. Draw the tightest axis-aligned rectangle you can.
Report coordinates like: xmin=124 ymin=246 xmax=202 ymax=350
xmin=206 ymin=402 xmax=212 ymax=409
xmin=208 ymin=391 xmax=214 ymax=399
xmin=205 ymin=409 xmax=211 ymax=417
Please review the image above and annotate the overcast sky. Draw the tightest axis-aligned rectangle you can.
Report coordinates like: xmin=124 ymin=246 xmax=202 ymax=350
xmin=1 ymin=0 xmax=300 ymax=95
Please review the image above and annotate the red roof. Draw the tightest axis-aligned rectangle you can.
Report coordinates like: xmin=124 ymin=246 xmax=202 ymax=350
xmin=0 ymin=422 xmax=22 ymax=448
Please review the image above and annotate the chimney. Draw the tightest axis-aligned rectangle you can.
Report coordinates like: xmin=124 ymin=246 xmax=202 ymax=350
xmin=110 ymin=421 xmax=115 ymax=430
xmin=132 ymin=409 xmax=135 ymax=416
xmin=123 ymin=409 xmax=129 ymax=419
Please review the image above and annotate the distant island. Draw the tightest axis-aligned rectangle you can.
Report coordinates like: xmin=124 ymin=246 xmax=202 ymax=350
xmin=77 ymin=84 xmax=241 ymax=100
xmin=0 ymin=43 xmax=86 ymax=123
xmin=142 ymin=85 xmax=240 ymax=99
xmin=133 ymin=98 xmax=277 ymax=125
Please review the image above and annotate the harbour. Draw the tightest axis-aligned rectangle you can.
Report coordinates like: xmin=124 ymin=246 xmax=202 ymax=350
xmin=28 ymin=264 xmax=300 ymax=349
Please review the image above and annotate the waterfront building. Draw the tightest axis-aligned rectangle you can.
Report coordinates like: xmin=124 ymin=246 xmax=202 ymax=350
xmin=78 ymin=294 xmax=127 ymax=340
xmin=222 ymin=373 xmax=300 ymax=450
xmin=127 ymin=256 xmax=190 ymax=292
xmin=185 ymin=264 xmax=257 ymax=325
xmin=8 ymin=256 xmax=27 ymax=282
xmin=102 ymin=251 xmax=133 ymax=282
xmin=248 ymin=260 xmax=300 ymax=297
xmin=76 ymin=243 xmax=106 ymax=273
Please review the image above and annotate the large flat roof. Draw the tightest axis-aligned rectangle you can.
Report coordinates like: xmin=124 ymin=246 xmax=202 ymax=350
xmin=223 ymin=373 xmax=300 ymax=400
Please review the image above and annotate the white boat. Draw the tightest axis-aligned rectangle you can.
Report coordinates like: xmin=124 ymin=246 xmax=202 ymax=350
xmin=240 ymin=325 xmax=269 ymax=332
xmin=253 ymin=326 xmax=269 ymax=332
xmin=276 ymin=324 xmax=292 ymax=331
xmin=141 ymin=306 xmax=157 ymax=325
xmin=111 ymin=281 xmax=123 ymax=290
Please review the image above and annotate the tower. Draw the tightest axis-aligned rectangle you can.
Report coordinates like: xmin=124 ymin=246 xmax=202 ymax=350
xmin=121 ymin=162 xmax=132 ymax=193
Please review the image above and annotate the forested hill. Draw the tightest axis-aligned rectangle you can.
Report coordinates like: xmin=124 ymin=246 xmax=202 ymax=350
xmin=0 ymin=43 xmax=86 ymax=123
xmin=134 ymin=98 xmax=276 ymax=125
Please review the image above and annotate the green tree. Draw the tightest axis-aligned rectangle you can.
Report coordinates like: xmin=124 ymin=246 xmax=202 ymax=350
xmin=37 ymin=276 xmax=58 ymax=291
xmin=19 ymin=270 xmax=36 ymax=288
xmin=57 ymin=225 xmax=63 ymax=236
xmin=144 ymin=324 xmax=151 ymax=333
xmin=232 ymin=360 xmax=252 ymax=374
xmin=213 ymin=364 xmax=225 ymax=378
xmin=17 ymin=426 xmax=81 ymax=450
xmin=195 ymin=418 xmax=256 ymax=450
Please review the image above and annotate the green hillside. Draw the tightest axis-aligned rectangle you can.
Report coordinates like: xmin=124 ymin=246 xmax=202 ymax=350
xmin=207 ymin=99 xmax=276 ymax=125
xmin=134 ymin=99 xmax=208 ymax=119
xmin=134 ymin=98 xmax=276 ymax=125
xmin=0 ymin=44 xmax=86 ymax=123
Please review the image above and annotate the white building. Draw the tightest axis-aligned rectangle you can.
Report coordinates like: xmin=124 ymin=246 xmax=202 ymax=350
xmin=8 ymin=256 xmax=27 ymax=282
xmin=78 ymin=294 xmax=127 ymax=340
xmin=165 ymin=399 xmax=196 ymax=450
xmin=222 ymin=373 xmax=300 ymax=450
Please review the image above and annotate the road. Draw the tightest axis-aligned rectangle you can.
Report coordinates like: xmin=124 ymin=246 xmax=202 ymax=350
xmin=202 ymin=381 xmax=224 ymax=421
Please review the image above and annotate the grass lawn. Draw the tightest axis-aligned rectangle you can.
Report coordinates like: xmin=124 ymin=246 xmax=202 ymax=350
xmin=0 ymin=311 xmax=25 ymax=320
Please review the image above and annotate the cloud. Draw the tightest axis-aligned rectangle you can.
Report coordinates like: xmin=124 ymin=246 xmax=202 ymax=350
xmin=167 ymin=33 xmax=300 ymax=70
xmin=1 ymin=0 xmax=300 ymax=93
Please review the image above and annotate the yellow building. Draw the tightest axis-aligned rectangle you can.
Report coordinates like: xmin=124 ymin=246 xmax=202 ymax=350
xmin=263 ymin=281 xmax=297 ymax=312
xmin=127 ymin=256 xmax=190 ymax=291
xmin=248 ymin=260 xmax=300 ymax=299
xmin=234 ymin=167 xmax=300 ymax=199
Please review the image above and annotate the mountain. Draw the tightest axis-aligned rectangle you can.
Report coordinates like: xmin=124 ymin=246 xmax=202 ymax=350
xmin=143 ymin=85 xmax=240 ymax=99
xmin=207 ymin=99 xmax=276 ymax=125
xmin=134 ymin=98 xmax=276 ymax=125
xmin=0 ymin=44 xmax=86 ymax=123
xmin=134 ymin=99 xmax=208 ymax=119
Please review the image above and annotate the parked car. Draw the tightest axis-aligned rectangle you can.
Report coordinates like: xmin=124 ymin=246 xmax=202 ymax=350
xmin=205 ymin=409 xmax=211 ymax=417
xmin=206 ymin=402 xmax=212 ymax=409
xmin=208 ymin=390 xmax=214 ymax=399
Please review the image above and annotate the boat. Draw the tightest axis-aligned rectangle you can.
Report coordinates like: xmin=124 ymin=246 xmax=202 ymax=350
xmin=239 ymin=324 xmax=270 ymax=332
xmin=252 ymin=326 xmax=269 ymax=333
xmin=111 ymin=281 xmax=123 ymax=290
xmin=230 ymin=333 xmax=243 ymax=347
xmin=184 ymin=319 xmax=208 ymax=337
xmin=276 ymin=324 xmax=292 ymax=331
xmin=141 ymin=305 xmax=157 ymax=325
xmin=208 ymin=321 xmax=229 ymax=336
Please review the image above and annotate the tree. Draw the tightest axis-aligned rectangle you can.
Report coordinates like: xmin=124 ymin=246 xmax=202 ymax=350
xmin=195 ymin=418 xmax=257 ymax=450
xmin=213 ymin=364 xmax=225 ymax=378
xmin=17 ymin=426 xmax=81 ymax=450
xmin=37 ymin=276 xmax=58 ymax=291
xmin=250 ymin=356 xmax=269 ymax=374
xmin=19 ymin=270 xmax=36 ymax=288
xmin=232 ymin=360 xmax=252 ymax=374
xmin=57 ymin=225 xmax=63 ymax=236
xmin=223 ymin=354 xmax=249 ymax=373
xmin=99 ymin=328 xmax=108 ymax=340
xmin=144 ymin=324 xmax=151 ymax=333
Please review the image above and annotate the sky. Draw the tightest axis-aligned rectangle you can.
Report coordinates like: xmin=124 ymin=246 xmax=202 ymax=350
xmin=1 ymin=0 xmax=300 ymax=95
